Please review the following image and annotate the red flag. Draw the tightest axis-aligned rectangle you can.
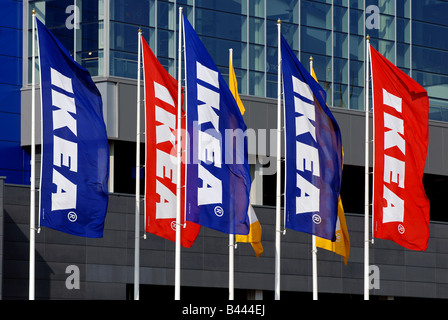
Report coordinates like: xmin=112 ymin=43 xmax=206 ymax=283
xmin=142 ymin=35 xmax=200 ymax=247
xmin=370 ymin=45 xmax=430 ymax=251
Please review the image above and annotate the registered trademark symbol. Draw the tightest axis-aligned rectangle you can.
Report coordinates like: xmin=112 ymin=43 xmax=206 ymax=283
xmin=398 ymin=224 xmax=405 ymax=234
xmin=214 ymin=206 xmax=224 ymax=217
xmin=312 ymin=214 xmax=321 ymax=224
xmin=68 ymin=211 xmax=77 ymax=222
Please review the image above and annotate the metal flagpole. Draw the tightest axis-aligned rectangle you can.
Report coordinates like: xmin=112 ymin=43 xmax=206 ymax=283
xmin=175 ymin=6 xmax=183 ymax=301
xmin=29 ymin=8 xmax=37 ymax=301
xmin=134 ymin=28 xmax=142 ymax=301
xmin=364 ymin=35 xmax=371 ymax=301
xmin=228 ymin=47 xmax=235 ymax=301
xmin=309 ymin=56 xmax=318 ymax=301
xmin=229 ymin=233 xmax=235 ymax=300
xmin=274 ymin=18 xmax=282 ymax=301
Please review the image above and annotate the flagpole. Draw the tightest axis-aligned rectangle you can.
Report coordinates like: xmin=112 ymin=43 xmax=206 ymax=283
xmin=364 ymin=35 xmax=371 ymax=301
xmin=175 ymin=6 xmax=183 ymax=301
xmin=228 ymin=48 xmax=235 ymax=301
xmin=310 ymin=56 xmax=318 ymax=301
xmin=275 ymin=18 xmax=282 ymax=301
xmin=29 ymin=8 xmax=36 ymax=301
xmin=134 ymin=28 xmax=142 ymax=301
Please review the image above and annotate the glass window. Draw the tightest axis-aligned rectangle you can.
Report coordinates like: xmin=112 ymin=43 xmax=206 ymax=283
xmin=249 ymin=0 xmax=264 ymax=17
xmin=413 ymin=21 xmax=448 ymax=52
xmin=301 ymin=26 xmax=331 ymax=56
xmin=334 ymin=32 xmax=348 ymax=59
xmin=196 ymin=0 xmax=246 ymax=15
xmin=267 ymin=21 xmax=297 ymax=51
xmin=350 ymin=60 xmax=364 ymax=87
xmin=350 ymin=86 xmax=364 ymax=111
xmin=412 ymin=0 xmax=448 ymax=26
xmin=334 ymin=84 xmax=348 ymax=109
xmin=334 ymin=58 xmax=348 ymax=84
xmin=413 ymin=71 xmax=448 ymax=101
xmin=195 ymin=8 xmax=247 ymax=42
xmin=110 ymin=0 xmax=150 ymax=26
xmin=350 ymin=0 xmax=364 ymax=10
xmin=249 ymin=17 xmax=265 ymax=45
xmin=249 ymin=44 xmax=264 ymax=72
xmin=413 ymin=46 xmax=448 ymax=76
xmin=157 ymin=1 xmax=174 ymax=30
xmin=301 ymin=0 xmax=331 ymax=30
xmin=333 ymin=5 xmax=348 ymax=33
xmin=301 ymin=52 xmax=332 ymax=83
xmin=397 ymin=18 xmax=410 ymax=43
xmin=396 ymin=0 xmax=410 ymax=18
xmin=350 ymin=9 xmax=364 ymax=35
xmin=397 ymin=43 xmax=410 ymax=69
xmin=249 ymin=71 xmax=265 ymax=96
xmin=350 ymin=34 xmax=364 ymax=62
xmin=200 ymin=37 xmax=247 ymax=70
xmin=267 ymin=0 xmax=298 ymax=24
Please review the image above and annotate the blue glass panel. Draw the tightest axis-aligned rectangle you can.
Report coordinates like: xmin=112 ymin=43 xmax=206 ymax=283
xmin=195 ymin=8 xmax=247 ymax=42
xmin=0 ymin=112 xmax=19 ymax=142
xmin=196 ymin=0 xmax=246 ymax=15
xmin=0 ymin=84 xmax=21 ymax=113
xmin=413 ymin=21 xmax=448 ymax=51
xmin=111 ymin=0 xmax=150 ymax=26
xmin=301 ymin=0 xmax=331 ymax=30
xmin=412 ymin=0 xmax=448 ymax=26
xmin=301 ymin=26 xmax=331 ymax=56
xmin=266 ymin=0 xmax=298 ymax=23
xmin=0 ymin=56 xmax=21 ymax=86
xmin=412 ymin=46 xmax=448 ymax=75
xmin=0 ymin=27 xmax=22 ymax=57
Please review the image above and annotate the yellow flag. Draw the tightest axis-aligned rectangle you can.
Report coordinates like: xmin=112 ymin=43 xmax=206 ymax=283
xmin=311 ymin=62 xmax=350 ymax=265
xmin=229 ymin=52 xmax=245 ymax=115
xmin=229 ymin=50 xmax=263 ymax=257
xmin=236 ymin=205 xmax=264 ymax=257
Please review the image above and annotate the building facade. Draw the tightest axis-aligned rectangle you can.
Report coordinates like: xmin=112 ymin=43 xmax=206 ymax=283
xmin=1 ymin=0 xmax=448 ymax=300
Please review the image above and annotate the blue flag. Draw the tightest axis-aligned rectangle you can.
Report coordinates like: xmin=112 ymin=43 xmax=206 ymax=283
xmin=37 ymin=19 xmax=109 ymax=238
xmin=281 ymin=35 xmax=342 ymax=241
xmin=183 ymin=14 xmax=250 ymax=235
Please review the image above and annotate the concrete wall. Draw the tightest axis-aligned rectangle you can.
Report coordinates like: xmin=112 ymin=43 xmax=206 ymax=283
xmin=2 ymin=184 xmax=448 ymax=300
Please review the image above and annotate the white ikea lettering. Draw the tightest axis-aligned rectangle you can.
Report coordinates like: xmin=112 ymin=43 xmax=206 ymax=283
xmin=52 ymin=169 xmax=77 ymax=210
xmin=53 ymin=135 xmax=77 ymax=172
xmin=156 ymin=149 xmax=177 ymax=183
xmin=197 ymin=82 xmax=220 ymax=130
xmin=383 ymin=155 xmax=404 ymax=188
xmin=296 ymin=141 xmax=320 ymax=177
xmin=153 ymin=81 xmax=178 ymax=220
xmin=381 ymin=89 xmax=405 ymax=223
xmin=196 ymin=62 xmax=222 ymax=206
xmin=384 ymin=112 xmax=405 ymax=155
xmin=382 ymin=185 xmax=404 ymax=223
xmin=50 ymin=68 xmax=78 ymax=211
xmin=155 ymin=106 xmax=176 ymax=144
xmin=198 ymin=130 xmax=222 ymax=168
xmin=51 ymin=68 xmax=73 ymax=93
xmin=296 ymin=173 xmax=320 ymax=214
xmin=198 ymin=164 xmax=222 ymax=205
xmin=292 ymin=75 xmax=320 ymax=214
xmin=52 ymin=89 xmax=77 ymax=135
xmin=154 ymin=81 xmax=175 ymax=107
xmin=155 ymin=180 xmax=177 ymax=219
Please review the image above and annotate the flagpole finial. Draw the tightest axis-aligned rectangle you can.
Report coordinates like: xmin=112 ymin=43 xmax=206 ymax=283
xmin=138 ymin=28 xmax=142 ymax=33
xmin=32 ymin=8 xmax=36 ymax=15
xmin=310 ymin=56 xmax=313 ymax=62
xmin=366 ymin=35 xmax=370 ymax=41
xmin=277 ymin=18 xmax=281 ymax=24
